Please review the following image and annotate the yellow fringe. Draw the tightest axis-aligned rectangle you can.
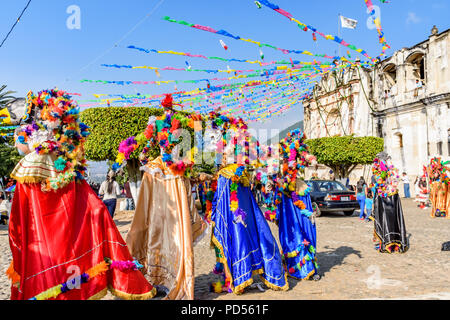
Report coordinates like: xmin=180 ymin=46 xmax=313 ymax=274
xmin=10 ymin=175 xmax=44 ymax=184
xmin=108 ymin=285 xmax=157 ymax=300
xmin=234 ymin=277 xmax=254 ymax=295
xmin=385 ymin=242 xmax=409 ymax=254
xmin=260 ymin=272 xmax=289 ymax=291
xmin=374 ymin=229 xmax=408 ymax=254
xmin=88 ymin=287 xmax=108 ymax=300
xmin=6 ymin=261 xmax=20 ymax=285
xmin=217 ymin=165 xmax=250 ymax=187
xmin=211 ymin=222 xmax=289 ymax=294
xmin=286 ymin=268 xmax=316 ymax=282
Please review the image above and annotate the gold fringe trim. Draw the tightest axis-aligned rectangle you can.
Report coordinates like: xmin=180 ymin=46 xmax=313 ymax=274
xmin=260 ymin=272 xmax=289 ymax=291
xmin=287 ymin=268 xmax=316 ymax=281
xmin=10 ymin=175 xmax=44 ymax=184
xmin=384 ymin=242 xmax=409 ymax=254
xmin=108 ymin=285 xmax=157 ymax=300
xmin=211 ymin=222 xmax=289 ymax=294
xmin=373 ymin=229 xmax=408 ymax=254
xmin=88 ymin=287 xmax=108 ymax=300
xmin=234 ymin=277 xmax=254 ymax=295
xmin=217 ymin=165 xmax=250 ymax=187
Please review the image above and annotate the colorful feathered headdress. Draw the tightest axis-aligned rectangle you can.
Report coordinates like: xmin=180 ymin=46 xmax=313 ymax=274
xmin=17 ymin=89 xmax=90 ymax=191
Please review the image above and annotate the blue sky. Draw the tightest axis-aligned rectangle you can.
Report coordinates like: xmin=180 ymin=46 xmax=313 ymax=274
xmin=0 ymin=0 xmax=449 ymax=134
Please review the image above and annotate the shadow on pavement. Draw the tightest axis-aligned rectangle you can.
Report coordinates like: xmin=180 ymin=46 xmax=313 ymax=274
xmin=194 ymin=273 xmax=225 ymax=300
xmin=317 ymin=246 xmax=362 ymax=276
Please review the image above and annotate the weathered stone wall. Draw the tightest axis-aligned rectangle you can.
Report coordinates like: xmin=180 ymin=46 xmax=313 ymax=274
xmin=304 ymin=27 xmax=450 ymax=182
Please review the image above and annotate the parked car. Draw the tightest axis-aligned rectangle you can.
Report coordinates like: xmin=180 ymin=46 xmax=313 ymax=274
xmin=305 ymin=180 xmax=360 ymax=217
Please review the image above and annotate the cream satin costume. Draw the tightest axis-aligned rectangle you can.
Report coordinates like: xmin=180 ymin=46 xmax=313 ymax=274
xmin=126 ymin=157 xmax=208 ymax=300
xmin=430 ymin=181 xmax=449 ymax=218
xmin=11 ymin=152 xmax=59 ymax=184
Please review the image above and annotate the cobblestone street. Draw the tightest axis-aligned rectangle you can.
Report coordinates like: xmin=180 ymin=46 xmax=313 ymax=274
xmin=1 ymin=198 xmax=449 ymax=300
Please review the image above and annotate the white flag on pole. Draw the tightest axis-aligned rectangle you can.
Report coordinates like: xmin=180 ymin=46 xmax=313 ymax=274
xmin=340 ymin=15 xmax=358 ymax=29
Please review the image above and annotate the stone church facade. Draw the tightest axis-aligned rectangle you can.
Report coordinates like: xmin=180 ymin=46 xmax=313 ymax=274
xmin=303 ymin=26 xmax=450 ymax=192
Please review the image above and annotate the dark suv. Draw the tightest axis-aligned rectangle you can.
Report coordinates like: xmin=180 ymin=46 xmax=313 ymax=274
xmin=305 ymin=180 xmax=360 ymax=217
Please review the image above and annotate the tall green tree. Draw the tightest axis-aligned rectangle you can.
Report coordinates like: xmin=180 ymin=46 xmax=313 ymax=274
xmin=80 ymin=107 xmax=200 ymax=202
xmin=0 ymin=85 xmax=16 ymax=107
xmin=80 ymin=107 xmax=162 ymax=189
xmin=0 ymin=143 xmax=21 ymax=179
xmin=306 ymin=136 xmax=384 ymax=179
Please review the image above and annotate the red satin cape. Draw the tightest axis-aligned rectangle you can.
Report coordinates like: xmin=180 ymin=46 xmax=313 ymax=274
xmin=8 ymin=180 xmax=155 ymax=300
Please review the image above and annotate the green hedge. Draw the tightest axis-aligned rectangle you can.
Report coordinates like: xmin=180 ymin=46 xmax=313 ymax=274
xmin=80 ymin=107 xmax=164 ymax=162
xmin=305 ymin=136 xmax=384 ymax=178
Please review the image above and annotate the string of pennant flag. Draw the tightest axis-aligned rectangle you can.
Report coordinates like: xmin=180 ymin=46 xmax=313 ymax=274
xmin=78 ymin=1 xmax=391 ymax=123
xmin=254 ymin=0 xmax=379 ymax=63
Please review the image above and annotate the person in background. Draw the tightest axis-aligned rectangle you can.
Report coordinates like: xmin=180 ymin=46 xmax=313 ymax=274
xmin=417 ymin=176 xmax=429 ymax=209
xmin=123 ymin=180 xmax=135 ymax=211
xmin=402 ymin=172 xmax=411 ymax=199
xmin=345 ymin=177 xmax=350 ymax=189
xmin=191 ymin=183 xmax=197 ymax=201
xmin=365 ymin=190 xmax=374 ymax=222
xmin=198 ymin=181 xmax=206 ymax=214
xmin=414 ymin=176 xmax=421 ymax=202
xmin=355 ymin=177 xmax=367 ymax=221
xmin=255 ymin=180 xmax=263 ymax=205
xmin=99 ymin=170 xmax=121 ymax=218
xmin=414 ymin=79 xmax=423 ymax=97
xmin=329 ymin=170 xmax=335 ymax=181
xmin=0 ymin=194 xmax=11 ymax=225
xmin=370 ymin=175 xmax=378 ymax=196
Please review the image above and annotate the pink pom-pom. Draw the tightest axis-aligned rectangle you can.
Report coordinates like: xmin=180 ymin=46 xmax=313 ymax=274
xmin=110 ymin=260 xmax=137 ymax=271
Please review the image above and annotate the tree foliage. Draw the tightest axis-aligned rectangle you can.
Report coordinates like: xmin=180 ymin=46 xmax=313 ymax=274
xmin=0 ymin=143 xmax=22 ymax=179
xmin=0 ymin=85 xmax=16 ymax=108
xmin=305 ymin=136 xmax=384 ymax=179
xmin=80 ymin=107 xmax=164 ymax=182
xmin=80 ymin=107 xmax=202 ymax=182
xmin=80 ymin=107 xmax=162 ymax=162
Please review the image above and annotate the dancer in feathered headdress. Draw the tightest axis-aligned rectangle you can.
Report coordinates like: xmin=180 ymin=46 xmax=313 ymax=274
xmin=7 ymin=89 xmax=156 ymax=300
xmin=371 ymin=152 xmax=409 ymax=253
xmin=427 ymin=157 xmax=450 ymax=218
xmin=207 ymin=111 xmax=288 ymax=295
xmin=114 ymin=94 xmax=208 ymax=300
xmin=270 ymin=129 xmax=320 ymax=281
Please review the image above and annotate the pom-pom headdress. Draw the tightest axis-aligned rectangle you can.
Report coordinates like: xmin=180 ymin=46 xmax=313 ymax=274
xmin=161 ymin=94 xmax=183 ymax=112
xmin=272 ymin=129 xmax=315 ymax=217
xmin=17 ymin=89 xmax=90 ymax=191
xmin=426 ymin=157 xmax=450 ymax=185
xmin=371 ymin=155 xmax=400 ymax=197
xmin=113 ymin=94 xmax=194 ymax=177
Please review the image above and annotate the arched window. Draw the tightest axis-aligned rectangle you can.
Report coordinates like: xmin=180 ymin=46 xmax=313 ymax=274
xmin=394 ymin=132 xmax=403 ymax=149
xmin=406 ymin=52 xmax=426 ymax=82
xmin=383 ymin=64 xmax=397 ymax=88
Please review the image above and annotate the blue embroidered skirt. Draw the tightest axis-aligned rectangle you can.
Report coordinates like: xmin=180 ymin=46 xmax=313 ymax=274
xmin=277 ymin=193 xmax=318 ymax=280
xmin=211 ymin=175 xmax=288 ymax=293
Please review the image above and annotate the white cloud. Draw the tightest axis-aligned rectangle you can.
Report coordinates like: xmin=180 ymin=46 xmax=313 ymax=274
xmin=406 ymin=12 xmax=421 ymax=24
